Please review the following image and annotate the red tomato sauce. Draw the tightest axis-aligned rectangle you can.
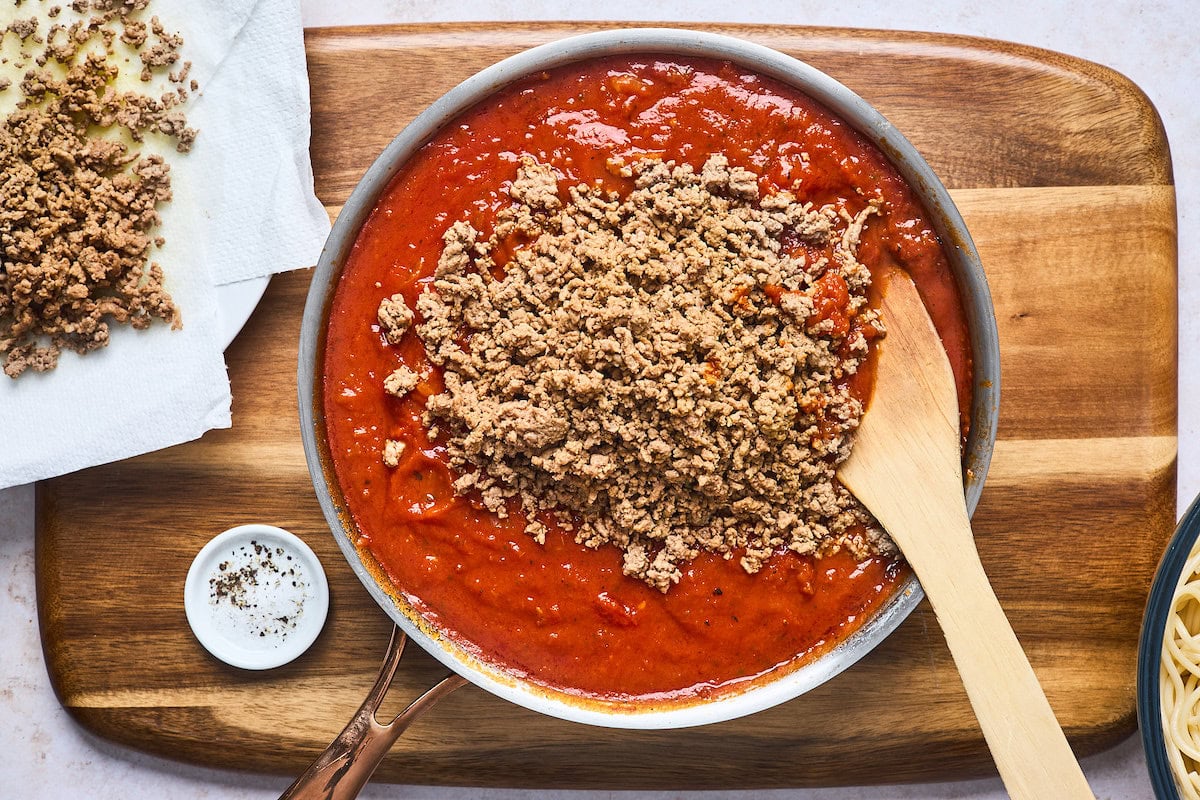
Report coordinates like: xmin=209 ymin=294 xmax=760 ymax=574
xmin=322 ymin=56 xmax=974 ymax=702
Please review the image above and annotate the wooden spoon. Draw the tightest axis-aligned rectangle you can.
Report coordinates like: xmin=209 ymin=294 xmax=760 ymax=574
xmin=837 ymin=271 xmax=1094 ymax=799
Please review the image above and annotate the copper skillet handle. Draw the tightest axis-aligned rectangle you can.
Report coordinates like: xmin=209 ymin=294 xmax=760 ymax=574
xmin=278 ymin=626 xmax=468 ymax=800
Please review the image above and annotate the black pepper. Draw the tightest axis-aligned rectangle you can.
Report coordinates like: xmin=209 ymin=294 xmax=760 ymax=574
xmin=208 ymin=539 xmax=308 ymax=640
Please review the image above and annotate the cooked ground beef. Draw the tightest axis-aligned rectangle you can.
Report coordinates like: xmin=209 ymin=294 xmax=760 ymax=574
xmin=376 ymin=292 xmax=414 ymax=344
xmin=0 ymin=4 xmax=196 ymax=378
xmin=382 ymin=438 xmax=407 ymax=468
xmin=382 ymin=365 xmax=419 ymax=398
xmin=398 ymin=154 xmax=890 ymax=591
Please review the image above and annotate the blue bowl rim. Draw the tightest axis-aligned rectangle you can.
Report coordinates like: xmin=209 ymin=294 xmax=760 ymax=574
xmin=1139 ymin=493 xmax=1200 ymax=799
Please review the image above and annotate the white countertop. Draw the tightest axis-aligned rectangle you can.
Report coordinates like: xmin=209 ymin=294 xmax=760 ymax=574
xmin=2 ymin=1 xmax=1194 ymax=797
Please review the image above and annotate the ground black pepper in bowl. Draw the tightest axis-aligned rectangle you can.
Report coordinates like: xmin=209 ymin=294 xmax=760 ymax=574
xmin=208 ymin=539 xmax=309 ymax=640
xmin=185 ymin=525 xmax=329 ymax=670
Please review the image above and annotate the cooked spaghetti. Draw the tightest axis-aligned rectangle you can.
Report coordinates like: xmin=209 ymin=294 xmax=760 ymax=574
xmin=1161 ymin=545 xmax=1200 ymax=799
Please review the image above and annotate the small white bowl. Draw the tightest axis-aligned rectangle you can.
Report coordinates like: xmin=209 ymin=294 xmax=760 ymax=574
xmin=184 ymin=524 xmax=329 ymax=670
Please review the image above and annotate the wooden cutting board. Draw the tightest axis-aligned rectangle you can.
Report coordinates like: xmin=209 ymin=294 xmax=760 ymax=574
xmin=35 ymin=22 xmax=1177 ymax=789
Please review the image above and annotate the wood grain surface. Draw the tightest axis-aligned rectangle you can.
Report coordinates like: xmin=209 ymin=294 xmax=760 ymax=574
xmin=35 ymin=22 xmax=1177 ymax=789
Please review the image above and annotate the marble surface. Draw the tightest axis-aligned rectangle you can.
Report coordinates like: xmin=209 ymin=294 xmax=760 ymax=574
xmin=2 ymin=0 xmax=1194 ymax=796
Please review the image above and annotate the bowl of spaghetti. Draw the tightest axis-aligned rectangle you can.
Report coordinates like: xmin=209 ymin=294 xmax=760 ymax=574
xmin=1140 ymin=494 xmax=1200 ymax=798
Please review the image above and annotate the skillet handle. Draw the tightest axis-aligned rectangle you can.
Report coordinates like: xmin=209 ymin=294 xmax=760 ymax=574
xmin=278 ymin=626 xmax=467 ymax=800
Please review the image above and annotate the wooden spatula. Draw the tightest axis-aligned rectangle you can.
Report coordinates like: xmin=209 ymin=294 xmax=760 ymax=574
xmin=837 ymin=271 xmax=1094 ymax=799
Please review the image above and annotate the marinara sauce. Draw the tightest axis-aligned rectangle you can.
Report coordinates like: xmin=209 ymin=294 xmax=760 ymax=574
xmin=322 ymin=56 xmax=973 ymax=703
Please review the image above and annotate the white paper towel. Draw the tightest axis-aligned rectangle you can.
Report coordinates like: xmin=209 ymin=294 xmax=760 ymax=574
xmin=0 ymin=0 xmax=330 ymax=490
xmin=180 ymin=0 xmax=332 ymax=286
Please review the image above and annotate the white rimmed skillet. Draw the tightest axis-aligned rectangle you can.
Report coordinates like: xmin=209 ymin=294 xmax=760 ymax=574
xmin=291 ymin=27 xmax=1000 ymax=797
